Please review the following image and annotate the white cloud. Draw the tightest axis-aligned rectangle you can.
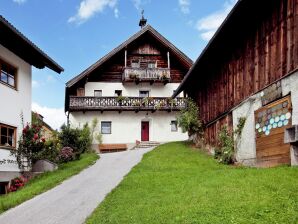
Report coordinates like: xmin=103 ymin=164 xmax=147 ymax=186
xmin=13 ymin=0 xmax=26 ymax=4
xmin=68 ymin=0 xmax=118 ymax=24
xmin=179 ymin=0 xmax=190 ymax=14
xmin=114 ymin=8 xmax=119 ymax=18
xmin=131 ymin=0 xmax=150 ymax=11
xmin=32 ymin=102 xmax=66 ymax=130
xmin=196 ymin=0 xmax=238 ymax=41
xmin=32 ymin=80 xmax=40 ymax=88
xmin=46 ymin=75 xmax=56 ymax=83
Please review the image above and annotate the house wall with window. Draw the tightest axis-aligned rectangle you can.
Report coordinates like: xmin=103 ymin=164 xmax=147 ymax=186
xmin=0 ymin=44 xmax=32 ymax=176
xmin=69 ymin=111 xmax=187 ymax=145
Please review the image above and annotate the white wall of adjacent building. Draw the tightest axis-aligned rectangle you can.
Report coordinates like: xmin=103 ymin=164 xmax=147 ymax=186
xmin=0 ymin=44 xmax=32 ymax=174
xmin=69 ymin=111 xmax=188 ymax=145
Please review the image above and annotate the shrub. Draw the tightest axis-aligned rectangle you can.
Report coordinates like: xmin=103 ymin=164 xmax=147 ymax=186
xmin=58 ymin=147 xmax=75 ymax=163
xmin=177 ymin=99 xmax=203 ymax=137
xmin=214 ymin=126 xmax=235 ymax=164
xmin=59 ymin=124 xmax=82 ymax=155
xmin=11 ymin=122 xmax=45 ymax=170
xmin=9 ymin=176 xmax=28 ymax=192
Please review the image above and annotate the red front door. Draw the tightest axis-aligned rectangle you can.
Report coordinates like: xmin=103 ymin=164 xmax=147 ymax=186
xmin=141 ymin=121 xmax=149 ymax=141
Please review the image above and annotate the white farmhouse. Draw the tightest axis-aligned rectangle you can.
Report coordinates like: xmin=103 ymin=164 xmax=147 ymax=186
xmin=65 ymin=20 xmax=192 ymax=151
xmin=0 ymin=16 xmax=63 ymax=193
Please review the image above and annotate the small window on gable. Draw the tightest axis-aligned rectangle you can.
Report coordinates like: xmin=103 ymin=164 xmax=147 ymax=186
xmin=77 ymin=88 xmax=85 ymax=96
xmin=147 ymin=61 xmax=157 ymax=69
xmin=131 ymin=60 xmax=140 ymax=68
xmin=101 ymin=121 xmax=111 ymax=134
xmin=171 ymin=121 xmax=178 ymax=132
xmin=115 ymin=90 xmax=122 ymax=96
xmin=0 ymin=59 xmax=17 ymax=89
xmin=94 ymin=90 xmax=102 ymax=97
xmin=139 ymin=90 xmax=149 ymax=98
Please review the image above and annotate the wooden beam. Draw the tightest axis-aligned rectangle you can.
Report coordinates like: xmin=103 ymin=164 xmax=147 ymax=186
xmin=167 ymin=51 xmax=170 ymax=69
xmin=124 ymin=50 xmax=127 ymax=67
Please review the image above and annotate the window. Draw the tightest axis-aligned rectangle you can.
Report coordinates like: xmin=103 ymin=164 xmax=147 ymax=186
xmin=147 ymin=61 xmax=157 ymax=69
xmin=94 ymin=90 xmax=102 ymax=97
xmin=131 ymin=60 xmax=140 ymax=68
xmin=77 ymin=88 xmax=85 ymax=96
xmin=0 ymin=59 xmax=17 ymax=88
xmin=0 ymin=182 xmax=9 ymax=195
xmin=171 ymin=121 xmax=178 ymax=132
xmin=101 ymin=122 xmax=111 ymax=134
xmin=139 ymin=90 xmax=149 ymax=98
xmin=115 ymin=90 xmax=122 ymax=96
xmin=0 ymin=124 xmax=16 ymax=148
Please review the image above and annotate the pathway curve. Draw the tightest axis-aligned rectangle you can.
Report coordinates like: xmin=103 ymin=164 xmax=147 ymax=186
xmin=0 ymin=148 xmax=154 ymax=224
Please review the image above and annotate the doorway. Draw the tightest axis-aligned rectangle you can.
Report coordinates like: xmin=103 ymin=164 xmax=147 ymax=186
xmin=141 ymin=121 xmax=149 ymax=141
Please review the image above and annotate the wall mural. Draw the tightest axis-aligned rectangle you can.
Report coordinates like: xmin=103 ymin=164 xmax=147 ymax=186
xmin=255 ymin=96 xmax=292 ymax=137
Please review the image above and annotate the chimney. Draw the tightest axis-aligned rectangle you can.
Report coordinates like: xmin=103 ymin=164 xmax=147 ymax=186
xmin=139 ymin=10 xmax=147 ymax=28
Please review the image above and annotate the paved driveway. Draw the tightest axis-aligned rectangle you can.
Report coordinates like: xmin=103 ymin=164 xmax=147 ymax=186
xmin=0 ymin=148 xmax=154 ymax=224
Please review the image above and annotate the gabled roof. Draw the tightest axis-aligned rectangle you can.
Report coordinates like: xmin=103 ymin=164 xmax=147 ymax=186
xmin=66 ymin=24 xmax=193 ymax=87
xmin=0 ymin=15 xmax=63 ymax=74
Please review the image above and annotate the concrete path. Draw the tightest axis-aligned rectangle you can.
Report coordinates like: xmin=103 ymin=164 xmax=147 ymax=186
xmin=0 ymin=148 xmax=154 ymax=224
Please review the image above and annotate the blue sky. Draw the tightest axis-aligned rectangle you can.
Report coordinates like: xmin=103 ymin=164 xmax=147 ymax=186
xmin=1 ymin=0 xmax=237 ymax=129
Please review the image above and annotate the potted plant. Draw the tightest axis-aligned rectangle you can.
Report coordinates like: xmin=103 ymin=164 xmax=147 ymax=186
xmin=116 ymin=96 xmax=127 ymax=106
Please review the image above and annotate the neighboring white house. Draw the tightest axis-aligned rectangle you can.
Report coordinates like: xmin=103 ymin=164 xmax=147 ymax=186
xmin=0 ymin=16 xmax=63 ymax=193
xmin=65 ymin=20 xmax=192 ymax=150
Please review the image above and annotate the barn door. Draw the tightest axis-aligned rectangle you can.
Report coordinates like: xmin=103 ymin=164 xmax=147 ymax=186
xmin=255 ymin=96 xmax=292 ymax=167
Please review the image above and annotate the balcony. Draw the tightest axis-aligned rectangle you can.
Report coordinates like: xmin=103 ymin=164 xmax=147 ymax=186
xmin=69 ymin=96 xmax=186 ymax=112
xmin=122 ymin=67 xmax=171 ymax=84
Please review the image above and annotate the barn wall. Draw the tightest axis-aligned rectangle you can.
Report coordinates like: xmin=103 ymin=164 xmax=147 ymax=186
xmin=233 ymin=70 xmax=298 ymax=166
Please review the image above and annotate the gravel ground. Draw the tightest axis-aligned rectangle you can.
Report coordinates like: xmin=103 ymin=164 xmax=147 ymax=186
xmin=0 ymin=148 xmax=154 ymax=224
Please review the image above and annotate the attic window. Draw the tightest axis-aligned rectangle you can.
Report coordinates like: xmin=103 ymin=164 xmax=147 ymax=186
xmin=131 ymin=60 xmax=140 ymax=68
xmin=147 ymin=61 xmax=157 ymax=69
xmin=0 ymin=59 xmax=17 ymax=89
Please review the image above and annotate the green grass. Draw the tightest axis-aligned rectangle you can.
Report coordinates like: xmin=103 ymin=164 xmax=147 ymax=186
xmin=0 ymin=153 xmax=99 ymax=214
xmin=86 ymin=142 xmax=298 ymax=224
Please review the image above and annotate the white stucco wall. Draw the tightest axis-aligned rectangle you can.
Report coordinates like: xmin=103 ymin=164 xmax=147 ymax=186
xmin=233 ymin=70 xmax=298 ymax=166
xmin=84 ymin=82 xmax=182 ymax=97
xmin=0 ymin=44 xmax=32 ymax=173
xmin=69 ymin=111 xmax=188 ymax=145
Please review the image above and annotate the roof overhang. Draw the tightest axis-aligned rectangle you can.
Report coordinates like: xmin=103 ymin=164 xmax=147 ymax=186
xmin=0 ymin=15 xmax=64 ymax=74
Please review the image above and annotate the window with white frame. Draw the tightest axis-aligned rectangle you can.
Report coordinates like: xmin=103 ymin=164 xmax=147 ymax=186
xmin=171 ymin=120 xmax=178 ymax=132
xmin=147 ymin=61 xmax=157 ymax=69
xmin=139 ymin=90 xmax=149 ymax=98
xmin=0 ymin=59 xmax=17 ymax=89
xmin=101 ymin=121 xmax=111 ymax=134
xmin=94 ymin=90 xmax=102 ymax=97
xmin=131 ymin=60 xmax=140 ymax=68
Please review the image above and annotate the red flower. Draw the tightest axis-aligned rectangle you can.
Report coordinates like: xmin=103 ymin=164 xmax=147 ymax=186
xmin=34 ymin=134 xmax=38 ymax=140
xmin=41 ymin=137 xmax=45 ymax=142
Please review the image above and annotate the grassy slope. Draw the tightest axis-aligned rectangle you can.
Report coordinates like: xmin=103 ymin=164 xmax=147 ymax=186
xmin=0 ymin=153 xmax=99 ymax=214
xmin=86 ymin=142 xmax=298 ymax=224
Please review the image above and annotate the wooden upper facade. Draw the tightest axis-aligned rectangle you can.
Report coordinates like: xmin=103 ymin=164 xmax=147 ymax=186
xmin=65 ymin=25 xmax=192 ymax=112
xmin=175 ymin=0 xmax=298 ymax=145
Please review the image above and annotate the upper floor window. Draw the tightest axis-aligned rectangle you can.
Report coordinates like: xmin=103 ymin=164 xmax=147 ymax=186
xmin=0 ymin=59 xmax=17 ymax=89
xmin=94 ymin=90 xmax=102 ymax=97
xmin=131 ymin=60 xmax=140 ymax=68
xmin=0 ymin=123 xmax=16 ymax=148
xmin=77 ymin=88 xmax=85 ymax=96
xmin=139 ymin=90 xmax=149 ymax=98
xmin=115 ymin=90 xmax=122 ymax=96
xmin=147 ymin=61 xmax=157 ymax=69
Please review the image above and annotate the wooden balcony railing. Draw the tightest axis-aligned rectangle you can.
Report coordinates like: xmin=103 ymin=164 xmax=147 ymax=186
xmin=122 ymin=68 xmax=171 ymax=83
xmin=69 ymin=96 xmax=186 ymax=112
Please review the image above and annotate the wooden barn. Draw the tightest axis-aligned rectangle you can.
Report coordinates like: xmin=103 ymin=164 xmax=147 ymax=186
xmin=174 ymin=0 xmax=298 ymax=167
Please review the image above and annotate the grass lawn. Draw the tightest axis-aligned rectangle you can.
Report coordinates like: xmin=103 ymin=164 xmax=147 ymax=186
xmin=86 ymin=142 xmax=298 ymax=224
xmin=0 ymin=153 xmax=99 ymax=214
